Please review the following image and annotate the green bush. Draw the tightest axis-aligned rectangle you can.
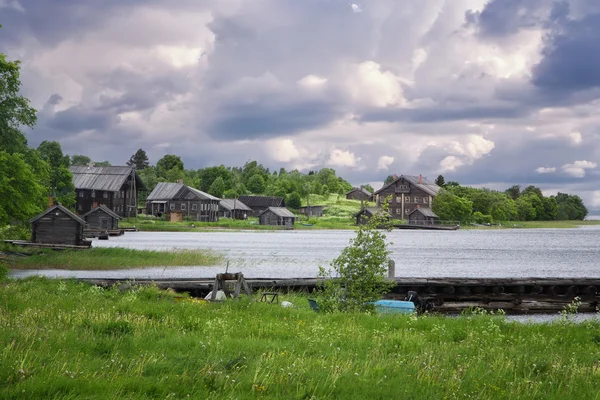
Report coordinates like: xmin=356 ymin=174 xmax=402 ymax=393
xmin=472 ymin=211 xmax=493 ymax=225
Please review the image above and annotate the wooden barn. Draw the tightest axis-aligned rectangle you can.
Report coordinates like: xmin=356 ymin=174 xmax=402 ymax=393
xmin=373 ymin=175 xmax=441 ymax=220
xmin=82 ymin=204 xmax=121 ymax=231
xmin=346 ymin=187 xmax=373 ymax=201
xmin=258 ymin=207 xmax=297 ymax=228
xmin=237 ymin=196 xmax=286 ymax=217
xmin=297 ymin=205 xmax=325 ymax=217
xmin=355 ymin=207 xmax=390 ymax=225
xmin=70 ymin=165 xmax=147 ymax=218
xmin=408 ymin=208 xmax=440 ymax=225
xmin=219 ymin=199 xmax=252 ymax=219
xmin=146 ymin=182 xmax=220 ymax=222
xmin=29 ymin=204 xmax=89 ymax=246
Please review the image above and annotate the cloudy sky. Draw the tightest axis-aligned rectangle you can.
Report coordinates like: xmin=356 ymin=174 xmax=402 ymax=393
xmin=2 ymin=0 xmax=600 ymax=212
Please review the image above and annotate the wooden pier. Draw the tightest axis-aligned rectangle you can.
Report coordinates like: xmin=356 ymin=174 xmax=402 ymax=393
xmin=80 ymin=276 xmax=600 ymax=314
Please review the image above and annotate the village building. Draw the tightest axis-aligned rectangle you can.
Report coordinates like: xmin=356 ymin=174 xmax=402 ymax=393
xmin=29 ymin=204 xmax=88 ymax=246
xmin=345 ymin=187 xmax=373 ymax=201
xmin=408 ymin=208 xmax=440 ymax=225
xmin=218 ymin=199 xmax=252 ymax=219
xmin=258 ymin=207 xmax=297 ymax=228
xmin=146 ymin=182 xmax=220 ymax=222
xmin=82 ymin=204 xmax=121 ymax=231
xmin=355 ymin=207 xmax=390 ymax=225
xmin=237 ymin=196 xmax=286 ymax=217
xmin=297 ymin=205 xmax=325 ymax=217
xmin=70 ymin=165 xmax=147 ymax=218
xmin=372 ymin=175 xmax=441 ymax=220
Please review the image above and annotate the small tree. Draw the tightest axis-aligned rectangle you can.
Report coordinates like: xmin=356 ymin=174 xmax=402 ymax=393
xmin=286 ymin=192 xmax=301 ymax=209
xmin=317 ymin=210 xmax=395 ymax=313
xmin=435 ymin=174 xmax=445 ymax=187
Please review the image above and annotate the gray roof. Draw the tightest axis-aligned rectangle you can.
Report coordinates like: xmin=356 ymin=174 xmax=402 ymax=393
xmin=147 ymin=182 xmax=220 ymax=201
xmin=409 ymin=208 xmax=439 ymax=218
xmin=238 ymin=195 xmax=285 ymax=208
xmin=374 ymin=175 xmax=440 ymax=197
xmin=70 ymin=165 xmax=147 ymax=192
xmin=219 ymin=198 xmax=252 ymax=211
xmin=82 ymin=204 xmax=121 ymax=220
xmin=259 ymin=207 xmax=297 ymax=218
xmin=29 ymin=204 xmax=86 ymax=225
xmin=346 ymin=187 xmax=373 ymax=196
xmin=355 ymin=207 xmax=389 ymax=217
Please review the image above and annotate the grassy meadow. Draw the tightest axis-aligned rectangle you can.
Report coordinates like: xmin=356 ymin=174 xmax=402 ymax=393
xmin=6 ymin=247 xmax=223 ymax=270
xmin=1 ymin=277 xmax=600 ymax=399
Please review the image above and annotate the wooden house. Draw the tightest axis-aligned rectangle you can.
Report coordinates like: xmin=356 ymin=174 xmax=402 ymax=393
xmin=82 ymin=204 xmax=120 ymax=231
xmin=346 ymin=187 xmax=373 ymax=201
xmin=372 ymin=175 xmax=440 ymax=220
xmin=297 ymin=205 xmax=325 ymax=217
xmin=219 ymin=199 xmax=252 ymax=219
xmin=355 ymin=207 xmax=390 ymax=225
xmin=146 ymin=182 xmax=220 ymax=222
xmin=70 ymin=165 xmax=147 ymax=218
xmin=258 ymin=207 xmax=297 ymax=228
xmin=408 ymin=208 xmax=439 ymax=225
xmin=29 ymin=204 xmax=89 ymax=246
xmin=237 ymin=196 xmax=286 ymax=217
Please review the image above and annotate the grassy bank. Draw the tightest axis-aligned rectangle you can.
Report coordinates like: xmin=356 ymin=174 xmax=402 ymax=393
xmin=1 ymin=277 xmax=599 ymax=399
xmin=7 ymin=247 xmax=223 ymax=270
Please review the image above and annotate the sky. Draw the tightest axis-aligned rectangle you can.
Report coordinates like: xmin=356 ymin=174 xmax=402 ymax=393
xmin=2 ymin=0 xmax=600 ymax=213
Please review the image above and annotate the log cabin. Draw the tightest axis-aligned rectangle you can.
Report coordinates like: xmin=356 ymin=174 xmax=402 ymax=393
xmin=345 ymin=187 xmax=373 ymax=201
xmin=70 ymin=165 xmax=147 ymax=218
xmin=146 ymin=182 xmax=220 ymax=222
xmin=258 ymin=207 xmax=297 ymax=228
xmin=82 ymin=204 xmax=121 ymax=231
xmin=218 ymin=199 xmax=252 ymax=219
xmin=372 ymin=175 xmax=441 ymax=220
xmin=237 ymin=196 xmax=286 ymax=217
xmin=29 ymin=204 xmax=88 ymax=246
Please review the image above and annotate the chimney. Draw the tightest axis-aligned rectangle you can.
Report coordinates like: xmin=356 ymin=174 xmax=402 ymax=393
xmin=177 ymin=179 xmax=183 ymax=184
xmin=419 ymin=174 xmax=423 ymax=184
xmin=393 ymin=174 xmax=397 ymax=180
xmin=47 ymin=196 xmax=55 ymax=208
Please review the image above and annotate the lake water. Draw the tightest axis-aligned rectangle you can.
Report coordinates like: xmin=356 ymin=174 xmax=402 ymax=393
xmin=10 ymin=226 xmax=600 ymax=280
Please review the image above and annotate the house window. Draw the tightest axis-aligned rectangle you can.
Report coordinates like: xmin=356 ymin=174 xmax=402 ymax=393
xmin=405 ymin=208 xmax=410 ymax=214
xmin=414 ymin=197 xmax=420 ymax=203
xmin=396 ymin=208 xmax=402 ymax=214
xmin=115 ymin=191 xmax=119 ymax=199
xmin=91 ymin=190 xmax=96 ymax=197
xmin=396 ymin=196 xmax=402 ymax=203
xmin=192 ymin=204 xmax=197 ymax=211
xmin=121 ymin=191 xmax=125 ymax=199
xmin=181 ymin=204 xmax=186 ymax=211
xmin=103 ymin=192 xmax=108 ymax=199
xmin=423 ymin=197 xmax=428 ymax=204
xmin=170 ymin=204 xmax=175 ymax=211
xmin=405 ymin=195 xmax=411 ymax=204
xmin=79 ymin=191 xmax=84 ymax=198
xmin=77 ymin=204 xmax=82 ymax=211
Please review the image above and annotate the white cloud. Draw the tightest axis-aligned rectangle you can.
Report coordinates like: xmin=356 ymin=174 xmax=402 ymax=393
xmin=440 ymin=156 xmax=464 ymax=171
xmin=297 ymin=74 xmax=327 ymax=89
xmin=377 ymin=155 xmax=394 ymax=170
xmin=350 ymin=4 xmax=362 ymax=13
xmin=345 ymin=61 xmax=405 ymax=107
xmin=569 ymin=131 xmax=583 ymax=145
xmin=327 ymin=149 xmax=359 ymax=167
xmin=562 ymin=160 xmax=598 ymax=178
xmin=535 ymin=167 xmax=556 ymax=174
xmin=265 ymin=138 xmax=301 ymax=163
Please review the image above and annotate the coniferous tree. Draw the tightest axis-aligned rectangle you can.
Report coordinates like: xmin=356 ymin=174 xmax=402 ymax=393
xmin=127 ymin=149 xmax=149 ymax=170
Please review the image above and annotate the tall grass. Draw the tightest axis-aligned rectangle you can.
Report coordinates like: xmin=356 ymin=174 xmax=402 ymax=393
xmin=8 ymin=247 xmax=223 ymax=270
xmin=1 ymin=278 xmax=599 ymax=399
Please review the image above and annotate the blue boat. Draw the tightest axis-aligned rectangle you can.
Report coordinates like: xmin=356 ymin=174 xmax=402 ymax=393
xmin=373 ymin=300 xmax=415 ymax=314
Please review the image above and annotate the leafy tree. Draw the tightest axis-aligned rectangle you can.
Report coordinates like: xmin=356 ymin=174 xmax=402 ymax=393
xmin=156 ymin=154 xmax=184 ymax=179
xmin=93 ymin=161 xmax=111 ymax=166
xmin=516 ymin=195 xmax=536 ymax=221
xmin=434 ymin=175 xmax=446 ymax=187
xmin=505 ymin=185 xmax=521 ymax=200
xmin=70 ymin=154 xmax=91 ymax=166
xmin=286 ymin=192 xmax=302 ymax=209
xmin=363 ymin=184 xmax=374 ymax=194
xmin=432 ymin=190 xmax=473 ymax=223
xmin=247 ymin=174 xmax=266 ymax=194
xmin=555 ymin=193 xmax=587 ymax=220
xmin=37 ymin=141 xmax=75 ymax=208
xmin=198 ymin=165 xmax=233 ymax=192
xmin=472 ymin=211 xmax=493 ymax=225
xmin=384 ymin=175 xmax=395 ymax=185
xmin=208 ymin=177 xmax=226 ymax=198
xmin=542 ymin=196 xmax=558 ymax=221
xmin=222 ymin=189 xmax=236 ymax=199
xmin=127 ymin=148 xmax=149 ymax=170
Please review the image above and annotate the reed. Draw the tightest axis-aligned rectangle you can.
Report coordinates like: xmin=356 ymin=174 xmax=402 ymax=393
xmin=1 ymin=278 xmax=599 ymax=399
xmin=8 ymin=247 xmax=223 ymax=270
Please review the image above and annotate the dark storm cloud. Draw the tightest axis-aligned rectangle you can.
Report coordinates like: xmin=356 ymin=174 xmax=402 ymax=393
xmin=45 ymin=106 xmax=119 ymax=133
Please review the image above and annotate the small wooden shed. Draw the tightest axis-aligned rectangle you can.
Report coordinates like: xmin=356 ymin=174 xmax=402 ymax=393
xmin=258 ymin=207 xmax=297 ymax=228
xmin=219 ymin=199 xmax=252 ymax=219
xmin=346 ymin=187 xmax=373 ymax=201
xmin=355 ymin=207 xmax=390 ymax=225
xmin=82 ymin=204 xmax=120 ymax=231
xmin=29 ymin=204 xmax=88 ymax=246
xmin=297 ymin=205 xmax=324 ymax=217
xmin=408 ymin=208 xmax=439 ymax=225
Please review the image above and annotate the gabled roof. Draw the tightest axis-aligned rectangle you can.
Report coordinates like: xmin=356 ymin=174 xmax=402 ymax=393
xmin=238 ymin=195 xmax=285 ymax=208
xmin=82 ymin=204 xmax=121 ymax=220
xmin=219 ymin=198 xmax=252 ymax=212
xmin=355 ymin=207 xmax=389 ymax=217
xmin=409 ymin=208 xmax=439 ymax=218
xmin=70 ymin=165 xmax=147 ymax=192
xmin=29 ymin=204 xmax=86 ymax=226
xmin=146 ymin=182 xmax=220 ymax=201
xmin=346 ymin=187 xmax=372 ymax=196
xmin=258 ymin=207 xmax=297 ymax=218
xmin=373 ymin=175 xmax=440 ymax=197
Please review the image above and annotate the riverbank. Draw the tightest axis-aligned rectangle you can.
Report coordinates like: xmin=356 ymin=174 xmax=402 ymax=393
xmin=4 ymin=247 xmax=223 ymax=270
xmin=1 ymin=277 xmax=599 ymax=399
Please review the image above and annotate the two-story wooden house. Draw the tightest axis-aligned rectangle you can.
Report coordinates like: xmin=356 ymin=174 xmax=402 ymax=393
xmin=146 ymin=182 xmax=221 ymax=222
xmin=372 ymin=175 xmax=441 ymax=220
xmin=70 ymin=165 xmax=147 ymax=218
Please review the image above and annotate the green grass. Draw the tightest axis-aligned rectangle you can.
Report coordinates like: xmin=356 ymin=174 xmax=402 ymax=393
xmin=7 ymin=247 xmax=223 ymax=270
xmin=1 ymin=278 xmax=600 ymax=399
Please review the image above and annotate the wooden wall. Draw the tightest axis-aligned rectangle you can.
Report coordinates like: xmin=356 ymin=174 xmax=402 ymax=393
xmin=259 ymin=211 xmax=295 ymax=227
xmin=84 ymin=211 xmax=118 ymax=230
xmin=32 ymin=210 xmax=84 ymax=245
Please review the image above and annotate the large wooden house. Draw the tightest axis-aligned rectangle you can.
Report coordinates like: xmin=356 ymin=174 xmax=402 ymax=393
xmin=70 ymin=165 xmax=147 ymax=218
xmin=258 ymin=207 xmax=297 ymax=228
xmin=372 ymin=175 xmax=441 ymax=220
xmin=82 ymin=204 xmax=121 ymax=231
xmin=346 ymin=187 xmax=373 ymax=201
xmin=29 ymin=204 xmax=89 ymax=246
xmin=146 ymin=182 xmax=220 ymax=222
xmin=219 ymin=199 xmax=252 ymax=219
xmin=237 ymin=196 xmax=286 ymax=217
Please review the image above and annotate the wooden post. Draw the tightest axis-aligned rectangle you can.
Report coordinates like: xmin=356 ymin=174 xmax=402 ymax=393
xmin=388 ymin=259 xmax=395 ymax=279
